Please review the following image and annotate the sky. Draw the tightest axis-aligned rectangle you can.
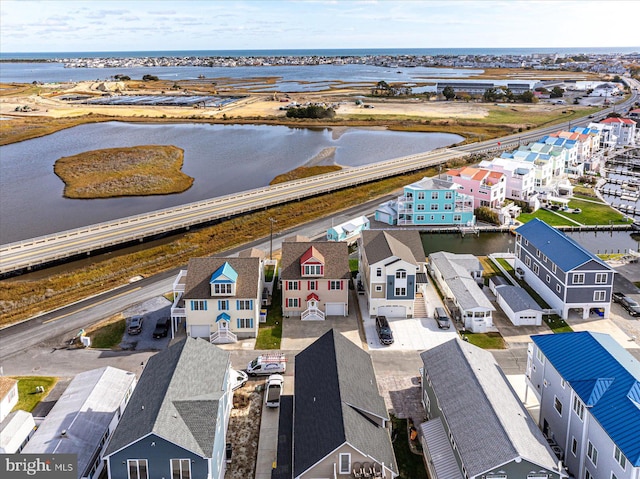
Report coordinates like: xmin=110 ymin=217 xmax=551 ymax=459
xmin=1 ymin=0 xmax=639 ymax=53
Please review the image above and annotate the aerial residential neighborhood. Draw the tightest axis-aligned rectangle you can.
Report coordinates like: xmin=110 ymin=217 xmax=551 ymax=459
xmin=1 ymin=2 xmax=640 ymax=479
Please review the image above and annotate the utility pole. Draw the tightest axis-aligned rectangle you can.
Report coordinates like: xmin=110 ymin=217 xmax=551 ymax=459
xmin=269 ymin=217 xmax=277 ymax=260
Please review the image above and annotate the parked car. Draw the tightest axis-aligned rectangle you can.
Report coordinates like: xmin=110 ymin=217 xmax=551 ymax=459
xmin=613 ymin=292 xmax=640 ymax=317
xmin=153 ymin=318 xmax=171 ymax=338
xmin=375 ymin=315 xmax=394 ymax=345
xmin=127 ymin=315 xmax=144 ymax=335
xmin=246 ymin=353 xmax=286 ymax=376
xmin=265 ymin=374 xmax=284 ymax=408
xmin=231 ymin=369 xmax=249 ymax=391
xmin=435 ymin=307 xmax=451 ymax=329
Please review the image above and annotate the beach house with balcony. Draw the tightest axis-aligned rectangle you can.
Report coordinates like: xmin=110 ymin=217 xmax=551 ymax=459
xmin=391 ymin=177 xmax=475 ymax=226
xmin=478 ymin=157 xmax=537 ymax=201
xmin=526 ymin=332 xmax=640 ymax=479
xmin=280 ymin=240 xmax=350 ymax=320
xmin=600 ymin=117 xmax=637 ymax=146
xmin=171 ymin=256 xmax=263 ymax=343
xmin=514 ymin=219 xmax=615 ymax=319
xmin=446 ymin=166 xmax=506 ymax=209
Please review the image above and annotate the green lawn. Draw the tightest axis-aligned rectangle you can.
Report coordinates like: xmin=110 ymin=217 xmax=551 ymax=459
xmin=517 ymin=209 xmax=576 ymax=226
xmin=462 ymin=332 xmax=506 ymax=349
xmin=518 ymin=198 xmax=630 ymax=226
xmin=90 ymin=319 xmax=126 ymax=349
xmin=11 ymin=376 xmax=58 ymax=412
xmin=264 ymin=264 xmax=275 ymax=282
xmin=255 ymin=281 xmax=283 ymax=349
xmin=349 ymin=258 xmax=359 ymax=275
xmin=544 ymin=315 xmax=573 ymax=333
xmin=391 ymin=416 xmax=427 ymax=479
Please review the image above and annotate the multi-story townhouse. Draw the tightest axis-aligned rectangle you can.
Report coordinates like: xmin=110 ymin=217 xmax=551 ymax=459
xmin=446 ymin=166 xmax=506 ymax=209
xmin=393 ymin=177 xmax=475 ymax=226
xmin=171 ymin=256 xmax=263 ymax=343
xmin=514 ymin=219 xmax=615 ymax=320
xmin=600 ymin=117 xmax=637 ymax=146
xmin=570 ymin=126 xmax=602 ymax=155
xmin=358 ymin=230 xmax=426 ymax=318
xmin=549 ymin=131 xmax=594 ymax=161
xmin=501 ymin=150 xmax=556 ymax=188
xmin=420 ymin=338 xmax=566 ymax=479
xmin=528 ymin=142 xmax=572 ymax=176
xmin=587 ymin=122 xmax=618 ymax=151
xmin=478 ymin=157 xmax=537 ymax=201
xmin=538 ymin=136 xmax=580 ymax=171
xmin=526 ymin=332 xmax=640 ymax=479
xmin=280 ymin=240 xmax=350 ymax=320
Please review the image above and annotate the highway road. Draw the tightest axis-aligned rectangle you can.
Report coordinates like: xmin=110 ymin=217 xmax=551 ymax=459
xmin=0 ymin=81 xmax=637 ymax=277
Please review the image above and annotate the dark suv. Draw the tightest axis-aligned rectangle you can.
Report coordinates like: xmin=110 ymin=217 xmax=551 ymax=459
xmin=153 ymin=318 xmax=171 ymax=338
xmin=435 ymin=307 xmax=451 ymax=329
xmin=127 ymin=315 xmax=144 ymax=335
xmin=376 ymin=315 xmax=394 ymax=345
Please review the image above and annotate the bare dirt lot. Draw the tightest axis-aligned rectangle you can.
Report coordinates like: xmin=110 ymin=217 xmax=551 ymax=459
xmin=226 ymin=384 xmax=263 ymax=479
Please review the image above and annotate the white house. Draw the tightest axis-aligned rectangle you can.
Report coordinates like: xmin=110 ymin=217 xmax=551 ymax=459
xmin=495 ymin=284 xmax=543 ymax=326
xmin=0 ymin=377 xmax=18 ymax=423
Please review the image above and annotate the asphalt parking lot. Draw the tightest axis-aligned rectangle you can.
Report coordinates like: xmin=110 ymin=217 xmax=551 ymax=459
xmin=120 ymin=297 xmax=172 ymax=351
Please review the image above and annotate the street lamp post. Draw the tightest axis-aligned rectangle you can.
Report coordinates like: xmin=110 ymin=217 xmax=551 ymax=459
xmin=269 ymin=218 xmax=277 ymax=260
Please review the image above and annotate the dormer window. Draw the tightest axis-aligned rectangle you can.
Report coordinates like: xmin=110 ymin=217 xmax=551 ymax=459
xmin=303 ymin=265 xmax=323 ymax=276
xmin=300 ymin=246 xmax=325 ymax=277
xmin=214 ymin=284 xmax=232 ymax=295
xmin=210 ymin=262 xmax=237 ymax=296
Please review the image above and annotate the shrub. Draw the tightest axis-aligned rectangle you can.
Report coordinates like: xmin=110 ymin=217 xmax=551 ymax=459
xmin=475 ymin=206 xmax=501 ymax=225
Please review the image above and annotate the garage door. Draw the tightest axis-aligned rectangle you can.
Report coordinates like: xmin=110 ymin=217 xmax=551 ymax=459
xmin=190 ymin=325 xmax=210 ymax=338
xmin=377 ymin=306 xmax=406 ymax=318
xmin=325 ymin=303 xmax=346 ymax=316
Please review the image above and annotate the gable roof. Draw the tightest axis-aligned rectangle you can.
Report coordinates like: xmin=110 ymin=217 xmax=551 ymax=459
xmin=23 ymin=367 xmax=136 ymax=477
xmin=104 ymin=337 xmax=230 ymax=458
xmin=532 ymin=332 xmax=640 ymax=465
xmin=183 ymin=257 xmax=261 ymax=299
xmin=421 ymin=339 xmax=560 ymax=476
xmin=294 ymin=329 xmax=396 ymax=477
xmin=495 ymin=285 xmax=542 ymax=313
xmin=515 ymin=218 xmax=612 ymax=272
xmin=280 ymin=241 xmax=349 ymax=281
xmin=210 ymin=261 xmax=238 ymax=283
xmin=360 ymin=230 xmax=425 ymax=266
xmin=300 ymin=246 xmax=324 ymax=265
xmin=601 ymin=117 xmax=636 ymax=125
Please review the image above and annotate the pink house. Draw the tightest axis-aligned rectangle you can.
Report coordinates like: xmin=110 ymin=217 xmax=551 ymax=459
xmin=446 ymin=167 xmax=506 ymax=209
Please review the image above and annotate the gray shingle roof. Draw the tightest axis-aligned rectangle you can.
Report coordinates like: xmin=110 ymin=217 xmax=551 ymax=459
xmin=183 ymin=256 xmax=261 ymax=300
xmin=420 ymin=339 xmax=559 ymax=476
xmin=495 ymin=285 xmax=542 ymax=312
xmin=294 ymin=329 xmax=396 ymax=477
xmin=104 ymin=337 xmax=230 ymax=458
xmin=280 ymin=241 xmax=350 ymax=281
xmin=361 ymin=230 xmax=425 ymax=266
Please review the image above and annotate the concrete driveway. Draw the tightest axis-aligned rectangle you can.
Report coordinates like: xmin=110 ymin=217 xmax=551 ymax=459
xmin=365 ymin=315 xmax=458 ymax=351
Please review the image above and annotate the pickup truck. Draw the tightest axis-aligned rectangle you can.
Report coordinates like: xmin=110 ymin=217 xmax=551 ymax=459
xmin=613 ymin=292 xmax=640 ymax=317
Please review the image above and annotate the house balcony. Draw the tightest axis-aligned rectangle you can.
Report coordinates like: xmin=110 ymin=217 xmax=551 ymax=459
xmin=301 ymin=307 xmax=325 ymax=321
xmin=173 ymin=269 xmax=187 ymax=294
xmin=171 ymin=293 xmax=186 ymax=319
xmin=210 ymin=330 xmax=237 ymax=344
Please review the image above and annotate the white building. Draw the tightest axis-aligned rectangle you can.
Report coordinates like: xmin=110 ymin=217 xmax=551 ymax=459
xmin=479 ymin=157 xmax=537 ymax=201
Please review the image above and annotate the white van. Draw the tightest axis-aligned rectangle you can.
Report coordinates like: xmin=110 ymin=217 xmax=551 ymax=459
xmin=246 ymin=353 xmax=286 ymax=376
xmin=265 ymin=374 xmax=284 ymax=408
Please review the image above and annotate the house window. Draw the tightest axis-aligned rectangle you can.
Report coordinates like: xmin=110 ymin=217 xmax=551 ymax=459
xmin=417 ymin=204 xmax=425 ymax=211
xmin=536 ymin=348 xmax=545 ymax=364
xmin=612 ymin=474 xmax=618 ymax=479
xmin=614 ymin=445 xmax=627 ymax=469
xmin=444 ymin=203 xmax=452 ymax=210
xmin=542 ymin=254 xmax=547 ymax=263
xmin=587 ymin=441 xmax=598 ymax=465
xmin=536 ymin=249 xmax=541 ymax=258
xmin=533 ymin=264 xmax=539 ymax=275
xmin=595 ymin=273 xmax=608 ymax=284
xmin=552 ymin=264 xmax=557 ymax=274
xmin=214 ymin=283 xmax=232 ymax=294
xmin=329 ymin=280 xmax=342 ymax=290
xmin=395 ymin=287 xmax=406 ymax=296
xmin=430 ymin=215 xmax=435 ymax=220
xmin=573 ymin=273 xmax=585 ymax=284
xmin=286 ymin=281 xmax=299 ymax=290
xmin=287 ymin=298 xmax=299 ymax=308
xmin=573 ymin=395 xmax=585 ymax=421
xmin=218 ymin=300 xmax=228 ymax=310
xmin=546 ymin=274 xmax=551 ymax=283
xmin=303 ymin=264 xmax=322 ymax=276
xmin=454 ymin=214 xmax=461 ymax=221
xmin=554 ymin=396 xmax=563 ymax=416
xmin=556 ymin=284 xmax=561 ymax=293
xmin=525 ymin=256 xmax=531 ymax=267
xmin=375 ymin=285 xmax=383 ymax=292
xmin=395 ymin=270 xmax=406 ymax=279
xmin=171 ymin=459 xmax=191 ymax=479
xmin=445 ymin=191 xmax=453 ymax=199
xmin=423 ymin=389 xmax=430 ymax=414
xmin=127 ymin=460 xmax=148 ymax=479
xmin=308 ymin=281 xmax=317 ymax=290
xmin=585 ymin=470 xmax=593 ymax=479
xmin=571 ymin=437 xmax=577 ymax=456
xmin=376 ymin=268 xmax=382 ymax=277
xmin=418 ymin=192 xmax=425 ymax=200
xmin=191 ymin=300 xmax=207 ymax=311
xmin=237 ymin=300 xmax=253 ymax=310
xmin=527 ymin=475 xmax=549 ymax=479
xmin=430 ymin=204 xmax=438 ymax=210
xmin=431 ymin=191 xmax=439 ymax=200
xmin=561 ymin=379 xmax=565 ymax=388
xmin=524 ymin=239 xmax=529 ymax=246
xmin=416 ymin=215 xmax=425 ymax=221
xmin=237 ymin=318 xmax=254 ymax=329
xmin=593 ymin=290 xmax=606 ymax=301
xmin=339 ymin=453 xmax=351 ymax=474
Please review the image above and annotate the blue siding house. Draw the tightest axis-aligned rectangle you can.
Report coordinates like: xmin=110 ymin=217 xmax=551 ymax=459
xmin=375 ymin=177 xmax=475 ymax=226
xmin=326 ymin=215 xmax=370 ymax=242
xmin=104 ymin=337 xmax=232 ymax=479
xmin=514 ymin=219 xmax=615 ymax=319
xmin=527 ymin=332 xmax=640 ymax=479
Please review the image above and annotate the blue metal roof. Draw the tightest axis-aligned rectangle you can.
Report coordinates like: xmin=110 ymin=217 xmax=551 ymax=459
xmin=210 ymin=261 xmax=238 ymax=283
xmin=515 ymin=219 xmax=609 ymax=271
xmin=532 ymin=332 xmax=640 ymax=465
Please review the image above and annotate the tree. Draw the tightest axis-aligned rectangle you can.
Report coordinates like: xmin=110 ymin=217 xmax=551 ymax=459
xmin=142 ymin=74 xmax=159 ymax=81
xmin=550 ymin=86 xmax=565 ymax=98
xmin=519 ymin=91 xmax=538 ymax=103
xmin=442 ymin=86 xmax=455 ymax=101
xmin=483 ymin=87 xmax=500 ymax=102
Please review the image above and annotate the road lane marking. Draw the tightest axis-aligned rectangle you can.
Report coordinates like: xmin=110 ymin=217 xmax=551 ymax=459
xmin=42 ymin=287 xmax=142 ymax=324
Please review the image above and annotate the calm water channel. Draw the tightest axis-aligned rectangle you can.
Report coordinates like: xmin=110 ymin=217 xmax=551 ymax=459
xmin=0 ymin=122 xmax=462 ymax=243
